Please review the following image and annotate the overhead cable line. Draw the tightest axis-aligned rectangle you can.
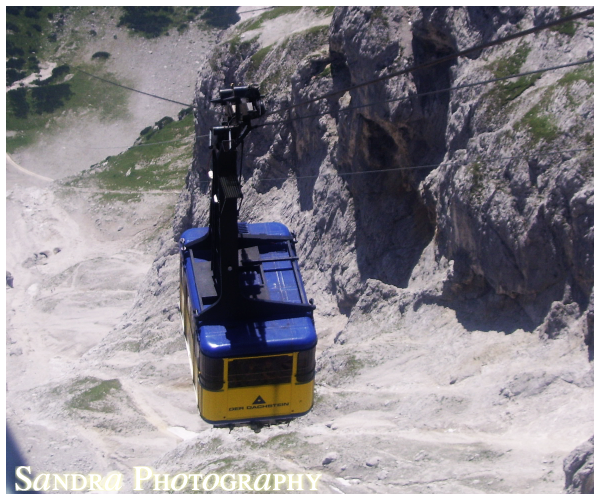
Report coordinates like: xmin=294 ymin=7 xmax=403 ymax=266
xmin=87 ymin=137 xmax=192 ymax=150
xmin=189 ymin=147 xmax=593 ymax=187
xmin=57 ymin=186 xmax=181 ymax=194
xmin=242 ymin=147 xmax=595 ymax=183
xmin=256 ymin=58 xmax=594 ymax=129
xmin=73 ymin=58 xmax=593 ymax=151
xmin=236 ymin=7 xmax=274 ymax=16
xmin=55 ymin=146 xmax=592 ymax=193
xmin=81 ymin=133 xmax=210 ymax=151
xmin=82 ymin=54 xmax=593 ymax=153
xmin=265 ymin=7 xmax=594 ymax=118
xmin=76 ymin=68 xmax=195 ymax=108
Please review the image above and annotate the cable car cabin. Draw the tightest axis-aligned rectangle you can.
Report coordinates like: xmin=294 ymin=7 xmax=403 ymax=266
xmin=179 ymin=222 xmax=317 ymax=430
xmin=178 ymin=84 xmax=317 ymax=430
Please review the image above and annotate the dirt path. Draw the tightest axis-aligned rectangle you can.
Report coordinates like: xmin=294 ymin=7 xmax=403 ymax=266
xmin=6 ymin=153 xmax=54 ymax=183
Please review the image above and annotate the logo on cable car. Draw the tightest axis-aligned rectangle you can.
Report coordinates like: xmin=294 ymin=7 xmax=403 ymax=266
xmin=228 ymin=396 xmax=290 ymax=412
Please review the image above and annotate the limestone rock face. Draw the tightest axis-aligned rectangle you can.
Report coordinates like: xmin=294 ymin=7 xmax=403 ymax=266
xmin=169 ymin=6 xmax=593 ymax=492
xmin=179 ymin=6 xmax=593 ymax=343
xmin=563 ymin=436 xmax=594 ymax=494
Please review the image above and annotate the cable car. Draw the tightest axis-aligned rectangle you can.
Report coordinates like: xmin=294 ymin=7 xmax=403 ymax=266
xmin=179 ymin=85 xmax=317 ymax=431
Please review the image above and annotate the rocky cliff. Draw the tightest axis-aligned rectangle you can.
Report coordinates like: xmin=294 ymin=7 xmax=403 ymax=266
xmin=180 ymin=6 xmax=593 ymax=345
xmin=167 ymin=6 xmax=594 ymax=492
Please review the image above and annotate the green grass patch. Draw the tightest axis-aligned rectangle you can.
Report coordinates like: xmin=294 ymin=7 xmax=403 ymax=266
xmin=496 ymin=74 xmax=541 ymax=105
xmin=240 ymin=6 xmax=302 ymax=32
xmin=301 ymin=24 xmax=329 ymax=38
xmin=264 ymin=432 xmax=299 ymax=450
xmin=318 ymin=64 xmax=332 ymax=79
xmin=487 ymin=43 xmax=531 ymax=79
xmin=6 ymin=66 xmax=130 ymax=154
xmin=260 ymin=68 xmax=284 ymax=93
xmin=228 ymin=34 xmax=242 ymax=53
xmin=519 ymin=104 xmax=560 ymax=144
xmin=469 ymin=159 xmax=485 ymax=198
xmin=252 ymin=24 xmax=329 ymax=91
xmin=550 ymin=7 xmax=576 ymax=36
xmin=558 ymin=63 xmax=594 ymax=86
xmin=96 ymin=192 xmax=143 ymax=204
xmin=551 ymin=22 xmax=577 ymax=37
xmin=227 ymin=34 xmax=259 ymax=55
xmin=315 ymin=6 xmax=335 ymax=15
xmin=68 ymin=378 xmax=122 ymax=413
xmin=63 ymin=113 xmax=193 ymax=196
xmin=89 ymin=148 xmax=188 ymax=193
xmin=250 ymin=44 xmax=274 ymax=70
xmin=339 ymin=354 xmax=365 ymax=379
xmin=6 ymin=132 xmax=37 ymax=152
xmin=371 ymin=6 xmax=389 ymax=27
xmin=484 ymin=44 xmax=537 ymax=115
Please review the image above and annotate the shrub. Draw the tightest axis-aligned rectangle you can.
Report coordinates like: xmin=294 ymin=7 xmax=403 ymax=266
xmin=6 ymin=69 xmax=26 ymax=86
xmin=118 ymin=7 xmax=173 ymax=38
xmin=30 ymin=83 xmax=73 ymax=114
xmin=155 ymin=116 xmax=174 ymax=129
xmin=6 ymin=58 xmax=25 ymax=70
xmin=35 ymin=64 xmax=71 ymax=86
xmin=140 ymin=126 xmax=153 ymax=136
xmin=201 ymin=6 xmax=240 ymax=28
xmin=92 ymin=51 xmax=110 ymax=60
xmin=7 ymin=22 xmax=20 ymax=33
xmin=178 ymin=107 xmax=193 ymax=120
xmin=7 ymin=40 xmax=25 ymax=57
xmin=28 ymin=55 xmax=40 ymax=72
xmin=7 ymin=87 xmax=30 ymax=119
xmin=52 ymin=64 xmax=70 ymax=79
xmin=24 ymin=6 xmax=42 ymax=19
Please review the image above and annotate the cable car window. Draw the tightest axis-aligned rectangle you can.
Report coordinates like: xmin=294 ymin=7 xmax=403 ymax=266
xmin=296 ymin=346 xmax=316 ymax=383
xmin=228 ymin=355 xmax=293 ymax=388
xmin=199 ymin=354 xmax=224 ymax=391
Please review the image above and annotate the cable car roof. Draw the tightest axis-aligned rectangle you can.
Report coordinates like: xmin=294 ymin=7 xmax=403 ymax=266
xmin=181 ymin=222 xmax=317 ymax=358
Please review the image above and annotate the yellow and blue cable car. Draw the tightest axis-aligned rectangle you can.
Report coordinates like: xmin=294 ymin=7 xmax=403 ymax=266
xmin=178 ymin=85 xmax=317 ymax=430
